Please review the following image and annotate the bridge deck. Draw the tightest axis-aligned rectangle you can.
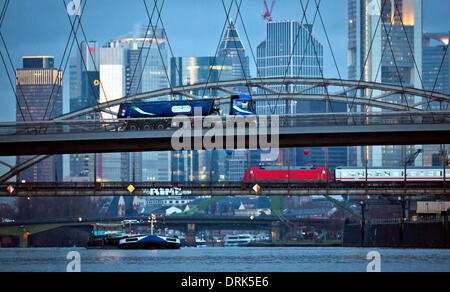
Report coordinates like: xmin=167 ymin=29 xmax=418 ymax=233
xmin=2 ymin=181 xmax=448 ymax=197
xmin=0 ymin=112 xmax=449 ymax=156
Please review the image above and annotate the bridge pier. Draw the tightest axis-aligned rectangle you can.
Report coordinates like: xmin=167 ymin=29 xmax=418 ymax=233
xmin=186 ymin=224 xmax=196 ymax=247
xmin=19 ymin=232 xmax=30 ymax=248
xmin=271 ymin=222 xmax=281 ymax=242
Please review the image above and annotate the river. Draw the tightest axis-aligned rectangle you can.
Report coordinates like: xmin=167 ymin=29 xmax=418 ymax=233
xmin=0 ymin=247 xmax=449 ymax=272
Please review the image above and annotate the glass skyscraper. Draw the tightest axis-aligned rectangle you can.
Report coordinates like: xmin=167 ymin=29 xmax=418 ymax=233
xmin=217 ymin=21 xmax=254 ymax=181
xmin=97 ymin=26 xmax=171 ymax=182
xmin=256 ymin=20 xmax=347 ymax=172
xmin=422 ymin=31 xmax=449 ymax=167
xmin=347 ymin=0 xmax=423 ymax=167
xmin=69 ymin=41 xmax=100 ymax=180
xmin=171 ymin=56 xmax=233 ymax=182
xmin=16 ymin=56 xmax=63 ymax=182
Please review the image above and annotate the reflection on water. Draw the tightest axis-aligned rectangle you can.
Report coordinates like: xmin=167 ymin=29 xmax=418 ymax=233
xmin=0 ymin=247 xmax=449 ymax=272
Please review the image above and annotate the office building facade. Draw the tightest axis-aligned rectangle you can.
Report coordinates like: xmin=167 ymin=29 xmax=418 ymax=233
xmin=347 ymin=0 xmax=423 ymax=167
xmin=171 ymin=56 xmax=233 ymax=182
xmin=69 ymin=41 xmax=100 ymax=179
xmin=422 ymin=31 xmax=450 ymax=166
xmin=16 ymin=56 xmax=63 ymax=182
xmin=256 ymin=20 xmax=347 ymax=172
xmin=218 ymin=21 xmax=254 ymax=181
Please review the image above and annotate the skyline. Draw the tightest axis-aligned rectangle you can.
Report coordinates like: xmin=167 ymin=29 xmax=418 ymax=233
xmin=0 ymin=0 xmax=448 ymax=123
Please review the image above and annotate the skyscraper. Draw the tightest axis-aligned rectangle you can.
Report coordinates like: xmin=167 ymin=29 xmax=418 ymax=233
xmin=171 ymin=56 xmax=233 ymax=182
xmin=423 ymin=31 xmax=449 ymax=103
xmin=256 ymin=20 xmax=347 ymax=171
xmin=218 ymin=21 xmax=253 ymax=181
xmin=422 ymin=31 xmax=449 ymax=166
xmin=69 ymin=41 xmax=100 ymax=179
xmin=98 ymin=26 xmax=171 ymax=182
xmin=16 ymin=56 xmax=63 ymax=182
xmin=347 ymin=0 xmax=423 ymax=167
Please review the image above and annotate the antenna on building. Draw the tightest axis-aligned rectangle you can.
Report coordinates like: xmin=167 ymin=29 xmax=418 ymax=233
xmin=262 ymin=0 xmax=276 ymax=22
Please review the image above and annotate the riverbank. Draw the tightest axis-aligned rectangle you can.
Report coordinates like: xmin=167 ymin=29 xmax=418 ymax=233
xmin=247 ymin=240 xmax=343 ymax=247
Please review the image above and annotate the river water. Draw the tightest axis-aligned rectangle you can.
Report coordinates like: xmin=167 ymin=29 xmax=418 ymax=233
xmin=0 ymin=247 xmax=449 ymax=272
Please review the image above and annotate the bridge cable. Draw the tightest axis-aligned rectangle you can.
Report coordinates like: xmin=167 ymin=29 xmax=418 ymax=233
xmin=298 ymin=0 xmax=338 ymax=118
xmin=347 ymin=0 xmax=389 ymax=112
xmin=230 ymin=0 xmax=274 ymax=114
xmin=377 ymin=2 xmax=410 ymax=111
xmin=218 ymin=0 xmax=254 ymax=101
xmin=312 ymin=0 xmax=357 ymax=121
xmin=391 ymin=0 xmax=428 ymax=123
xmin=366 ymin=17 xmax=394 ymax=111
xmin=0 ymin=32 xmax=35 ymax=121
xmin=200 ymin=0 xmax=235 ymax=99
xmin=141 ymin=0 xmax=175 ymax=99
xmin=148 ymin=0 xmax=191 ymax=101
xmin=0 ymin=1 xmax=88 ymax=182
xmin=0 ymin=0 xmax=34 ymax=122
xmin=56 ymin=0 xmax=108 ymax=123
xmin=0 ymin=0 xmax=9 ymax=28
xmin=60 ymin=0 xmax=118 ymax=125
xmin=270 ymin=0 xmax=312 ymax=115
xmin=124 ymin=0 xmax=159 ymax=99
xmin=43 ymin=0 xmax=88 ymax=121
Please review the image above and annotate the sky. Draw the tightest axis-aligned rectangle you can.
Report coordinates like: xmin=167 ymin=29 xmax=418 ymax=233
xmin=0 ymin=0 xmax=448 ymax=179
xmin=0 ymin=0 xmax=449 ymax=122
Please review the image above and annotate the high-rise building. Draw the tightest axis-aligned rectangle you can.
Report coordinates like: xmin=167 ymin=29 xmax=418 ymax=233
xmin=422 ymin=31 xmax=449 ymax=167
xmin=69 ymin=41 xmax=100 ymax=179
xmin=347 ymin=0 xmax=423 ymax=167
xmin=218 ymin=21 xmax=253 ymax=181
xmin=256 ymin=20 xmax=347 ymax=172
xmin=423 ymin=31 xmax=449 ymax=105
xmin=16 ymin=56 xmax=63 ymax=182
xmin=171 ymin=56 xmax=233 ymax=182
xmin=98 ymin=26 xmax=171 ymax=182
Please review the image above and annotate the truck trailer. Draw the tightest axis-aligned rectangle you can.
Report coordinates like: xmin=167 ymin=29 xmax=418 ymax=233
xmin=117 ymin=94 xmax=256 ymax=130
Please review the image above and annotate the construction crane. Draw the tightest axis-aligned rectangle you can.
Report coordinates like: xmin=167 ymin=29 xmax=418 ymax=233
xmin=262 ymin=0 xmax=276 ymax=22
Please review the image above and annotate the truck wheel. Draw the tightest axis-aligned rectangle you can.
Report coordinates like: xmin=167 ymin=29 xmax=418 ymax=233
xmin=142 ymin=122 xmax=154 ymax=131
xmin=155 ymin=122 xmax=167 ymax=130
xmin=127 ymin=122 xmax=140 ymax=131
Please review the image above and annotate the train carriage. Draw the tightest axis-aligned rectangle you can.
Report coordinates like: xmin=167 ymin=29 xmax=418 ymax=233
xmin=335 ymin=167 xmax=450 ymax=182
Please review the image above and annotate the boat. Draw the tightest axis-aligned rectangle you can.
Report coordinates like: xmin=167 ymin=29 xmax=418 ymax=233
xmin=87 ymin=233 xmax=144 ymax=249
xmin=224 ymin=234 xmax=256 ymax=247
xmin=196 ymin=237 xmax=207 ymax=247
xmin=87 ymin=223 xmax=132 ymax=249
xmin=118 ymin=235 xmax=181 ymax=250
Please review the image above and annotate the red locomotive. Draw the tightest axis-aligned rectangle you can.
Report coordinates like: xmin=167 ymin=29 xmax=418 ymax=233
xmin=242 ymin=166 xmax=333 ymax=184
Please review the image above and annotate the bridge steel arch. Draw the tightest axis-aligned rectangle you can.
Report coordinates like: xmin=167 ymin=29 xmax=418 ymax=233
xmin=1 ymin=77 xmax=449 ymax=184
xmin=56 ymin=77 xmax=450 ymax=120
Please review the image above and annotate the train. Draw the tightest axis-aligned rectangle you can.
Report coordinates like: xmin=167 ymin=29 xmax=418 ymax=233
xmin=243 ymin=166 xmax=333 ymax=183
xmin=117 ymin=94 xmax=256 ymax=131
xmin=242 ymin=166 xmax=450 ymax=184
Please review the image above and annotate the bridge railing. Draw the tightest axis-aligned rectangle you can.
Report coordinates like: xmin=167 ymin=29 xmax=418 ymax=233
xmin=0 ymin=111 xmax=449 ymax=136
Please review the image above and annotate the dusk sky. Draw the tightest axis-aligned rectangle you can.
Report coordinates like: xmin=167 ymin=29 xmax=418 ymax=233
xmin=0 ymin=0 xmax=449 ymax=122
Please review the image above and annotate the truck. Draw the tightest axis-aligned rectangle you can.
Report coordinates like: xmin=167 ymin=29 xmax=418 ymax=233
xmin=117 ymin=94 xmax=256 ymax=131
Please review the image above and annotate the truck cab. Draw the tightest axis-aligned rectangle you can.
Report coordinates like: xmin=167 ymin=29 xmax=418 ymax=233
xmin=230 ymin=95 xmax=256 ymax=116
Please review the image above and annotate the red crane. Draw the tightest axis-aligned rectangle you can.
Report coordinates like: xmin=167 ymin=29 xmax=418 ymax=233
xmin=262 ymin=0 xmax=276 ymax=22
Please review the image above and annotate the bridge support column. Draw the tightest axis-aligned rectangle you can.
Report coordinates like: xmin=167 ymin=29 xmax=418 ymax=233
xmin=271 ymin=223 xmax=281 ymax=242
xmin=19 ymin=232 xmax=30 ymax=248
xmin=186 ymin=224 xmax=196 ymax=247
